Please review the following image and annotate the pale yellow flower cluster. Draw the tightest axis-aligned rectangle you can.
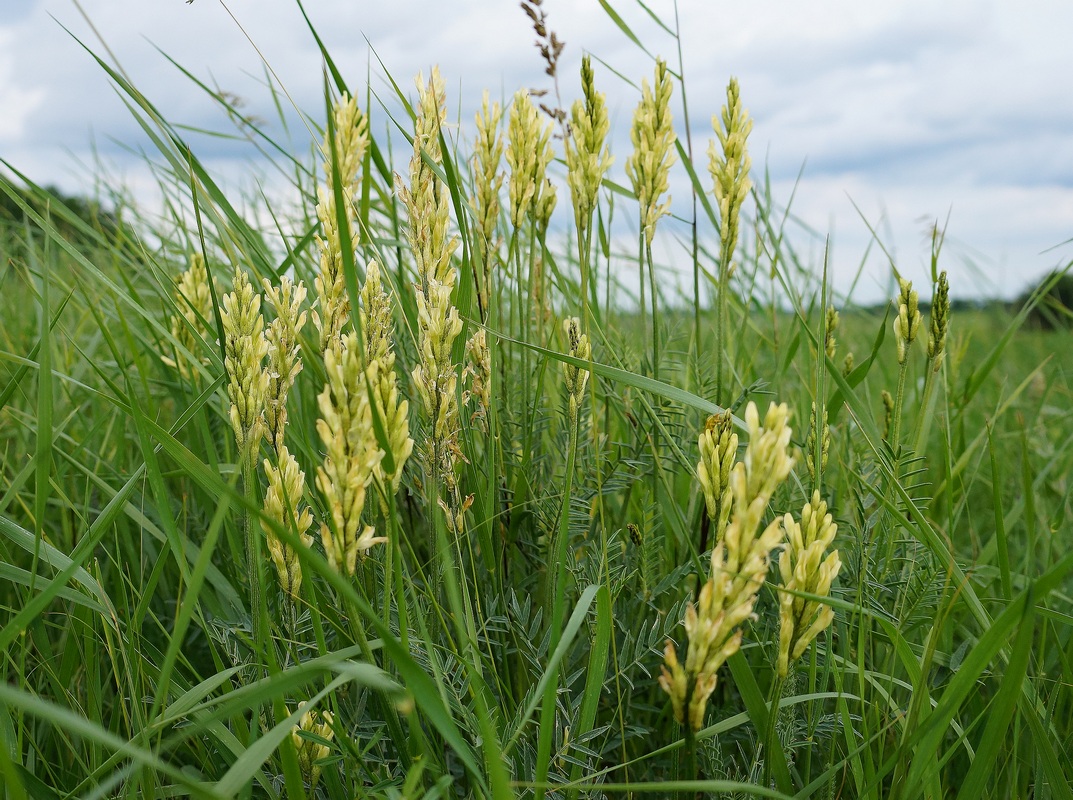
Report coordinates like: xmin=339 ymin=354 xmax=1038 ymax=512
xmin=708 ymin=77 xmax=753 ymax=268
xmin=316 ymin=331 xmax=386 ymax=575
xmin=661 ymin=401 xmax=794 ymax=731
xmin=400 ymin=68 xmax=465 ymax=495
xmin=471 ymin=91 xmax=505 ymax=298
xmin=566 ymin=55 xmax=614 ymax=238
xmin=360 ymin=260 xmax=413 ymax=499
xmin=168 ymin=252 xmax=217 ymax=378
xmin=894 ymin=278 xmax=921 ymax=365
xmin=261 ymin=445 xmax=314 ymax=599
xmin=313 ymin=93 xmax=368 ymax=354
xmin=777 ymin=492 xmax=842 ymax=677
xmin=506 ymin=89 xmax=556 ymax=232
xmin=291 ymin=705 xmax=334 ymax=790
xmin=626 ymin=59 xmax=677 ymax=244
xmin=805 ymin=402 xmax=830 ymax=485
xmin=221 ymin=266 xmax=269 ymax=469
xmin=465 ymin=329 xmax=492 ymax=423
xmin=562 ymin=317 xmax=591 ymax=424
xmin=696 ymin=411 xmax=738 ymax=543
xmin=262 ymin=276 xmax=308 ymax=455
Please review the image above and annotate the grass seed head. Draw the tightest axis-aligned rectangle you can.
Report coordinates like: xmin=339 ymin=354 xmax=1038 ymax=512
xmin=562 ymin=316 xmax=591 ymax=421
xmin=470 ymin=91 xmax=505 ymax=282
xmin=805 ymin=402 xmax=830 ymax=484
xmin=824 ymin=305 xmax=839 ymax=360
xmin=506 ymin=89 xmax=556 ymax=230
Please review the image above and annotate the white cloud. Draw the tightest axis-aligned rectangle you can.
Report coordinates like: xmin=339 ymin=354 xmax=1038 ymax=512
xmin=4 ymin=0 xmax=1072 ymax=299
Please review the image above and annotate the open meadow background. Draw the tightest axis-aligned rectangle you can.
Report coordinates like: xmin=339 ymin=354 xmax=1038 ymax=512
xmin=1 ymin=1 xmax=1072 ymax=798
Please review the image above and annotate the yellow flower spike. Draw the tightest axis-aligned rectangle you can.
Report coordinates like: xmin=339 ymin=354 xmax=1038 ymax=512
xmin=168 ymin=252 xmax=217 ymax=378
xmin=777 ymin=491 xmax=842 ymax=677
xmin=562 ymin=317 xmax=591 ymax=423
xmin=315 ymin=332 xmax=386 ymax=574
xmin=697 ymin=411 xmax=738 ymax=542
xmin=894 ymin=278 xmax=922 ymax=365
xmin=626 ymin=58 xmax=677 ymax=244
xmin=566 ymin=55 xmax=614 ymax=238
xmin=708 ymin=77 xmax=753 ymax=269
xmin=506 ymin=89 xmax=556 ymax=231
xmin=663 ymin=401 xmax=794 ymax=730
xmin=927 ymin=271 xmax=950 ymax=372
xmin=262 ymin=276 xmax=308 ymax=455
xmin=470 ymin=92 xmax=505 ymax=300
xmin=221 ymin=266 xmax=268 ymax=469
xmin=261 ymin=446 xmax=314 ymax=599
xmin=291 ymin=706 xmax=335 ymax=790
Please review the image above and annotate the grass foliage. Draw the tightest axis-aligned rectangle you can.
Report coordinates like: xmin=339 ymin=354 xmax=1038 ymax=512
xmin=1 ymin=3 xmax=1072 ymax=798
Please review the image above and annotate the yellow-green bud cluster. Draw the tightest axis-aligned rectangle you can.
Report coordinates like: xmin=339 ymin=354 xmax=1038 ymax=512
xmin=168 ymin=253 xmax=217 ymax=378
xmin=360 ymin=261 xmax=413 ymax=499
xmin=221 ymin=267 xmax=268 ymax=469
xmin=291 ymin=705 xmax=334 ymax=791
xmin=842 ymin=352 xmax=855 ymax=378
xmin=398 ymin=68 xmax=460 ymax=292
xmin=470 ymin=92 xmax=505 ymax=295
xmin=261 ymin=445 xmax=314 ymax=599
xmin=312 ymin=95 xmax=366 ymax=354
xmin=661 ymin=401 xmax=794 ymax=731
xmin=881 ymin=389 xmax=895 ymax=441
xmin=708 ymin=77 xmax=752 ymax=268
xmin=465 ymin=329 xmax=492 ymax=422
xmin=824 ymin=305 xmax=839 ymax=360
xmin=626 ymin=58 xmax=677 ymax=244
xmin=506 ymin=89 xmax=556 ymax=231
xmin=805 ymin=402 xmax=830 ymax=484
xmin=562 ymin=317 xmax=591 ymax=423
xmin=927 ymin=270 xmax=950 ymax=372
xmin=696 ymin=411 xmax=737 ymax=543
xmin=777 ymin=491 xmax=842 ymax=677
xmin=566 ymin=55 xmax=614 ymax=237
xmin=262 ymin=276 xmax=308 ymax=455
xmin=316 ymin=332 xmax=385 ymax=574
xmin=894 ymin=278 xmax=921 ymax=365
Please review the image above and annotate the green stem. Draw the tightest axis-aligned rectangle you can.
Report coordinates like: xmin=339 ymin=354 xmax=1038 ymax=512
xmin=534 ymin=409 xmax=581 ymax=800
xmin=647 ymin=240 xmax=660 ymax=381
xmin=762 ymin=673 xmax=787 ymax=788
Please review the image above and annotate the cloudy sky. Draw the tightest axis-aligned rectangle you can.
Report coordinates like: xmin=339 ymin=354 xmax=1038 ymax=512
xmin=3 ymin=0 xmax=1072 ymax=303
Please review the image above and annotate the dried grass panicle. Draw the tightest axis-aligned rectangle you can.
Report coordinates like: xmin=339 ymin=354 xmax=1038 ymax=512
xmin=697 ymin=410 xmax=738 ymax=543
xmin=470 ymin=91 xmax=505 ymax=290
xmin=316 ymin=331 xmax=386 ymax=574
xmin=261 ymin=445 xmax=314 ymax=599
xmin=262 ymin=276 xmax=308 ymax=454
xmin=562 ymin=316 xmax=591 ymax=422
xmin=566 ymin=54 xmax=613 ymax=236
xmin=221 ymin=266 xmax=269 ymax=469
xmin=291 ymin=706 xmax=335 ymax=790
xmin=927 ymin=270 xmax=950 ymax=371
xmin=168 ymin=252 xmax=217 ymax=378
xmin=627 ymin=58 xmax=677 ymax=244
xmin=894 ymin=278 xmax=921 ymax=365
xmin=506 ymin=89 xmax=556 ymax=231
xmin=359 ymin=261 xmax=413 ymax=497
xmin=661 ymin=401 xmax=795 ymax=731
xmin=708 ymin=77 xmax=753 ymax=265
xmin=777 ymin=491 xmax=842 ymax=677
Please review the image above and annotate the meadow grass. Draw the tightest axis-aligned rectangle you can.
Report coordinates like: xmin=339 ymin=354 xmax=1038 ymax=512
xmin=1 ymin=4 xmax=1072 ymax=798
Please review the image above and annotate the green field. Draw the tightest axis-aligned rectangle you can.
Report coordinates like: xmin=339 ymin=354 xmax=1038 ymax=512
xmin=1 ymin=5 xmax=1072 ymax=798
